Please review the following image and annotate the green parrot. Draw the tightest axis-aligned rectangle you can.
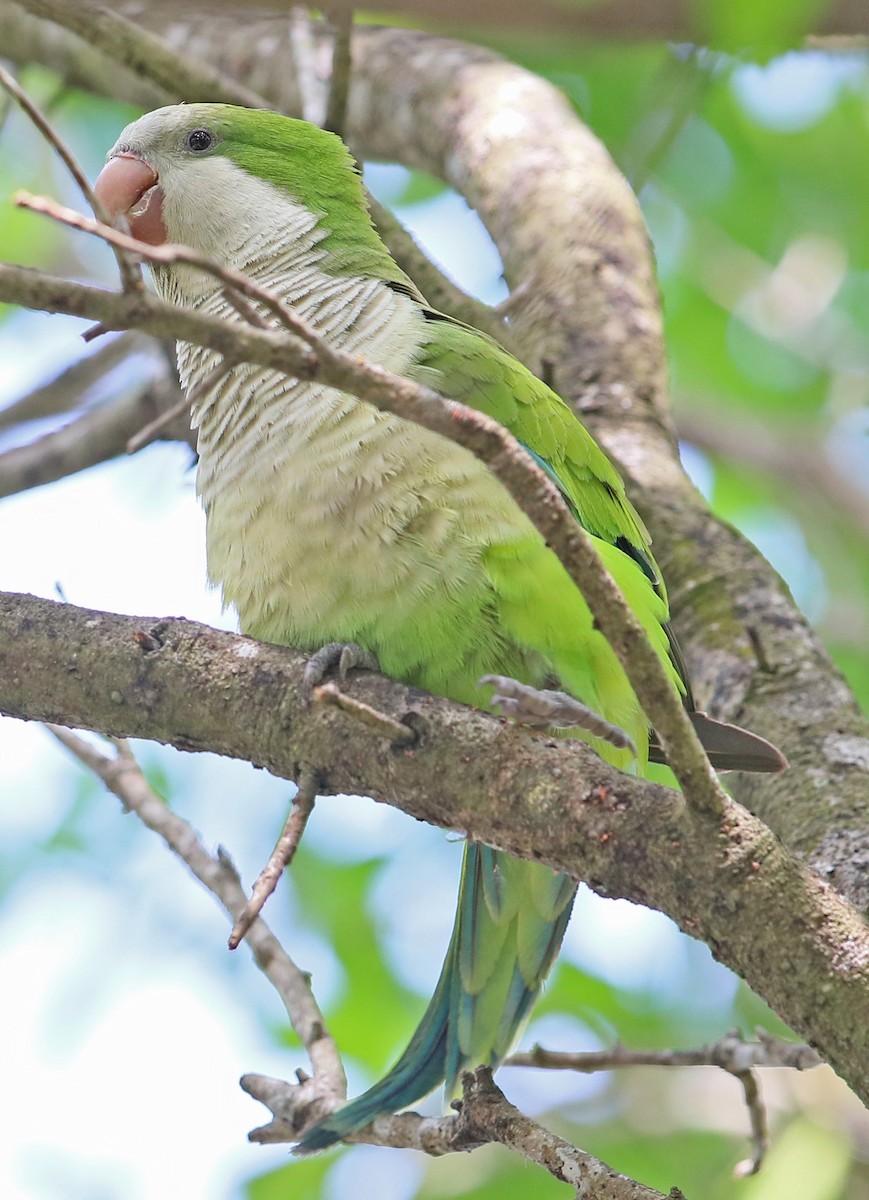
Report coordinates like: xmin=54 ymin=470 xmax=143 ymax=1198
xmin=95 ymin=104 xmax=784 ymax=1152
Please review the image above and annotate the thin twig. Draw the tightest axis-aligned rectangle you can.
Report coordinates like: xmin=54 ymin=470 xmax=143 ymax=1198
xmin=506 ymin=1031 xmax=820 ymax=1177
xmin=313 ymin=680 xmax=417 ymax=745
xmin=222 ymin=287 xmax=271 ymax=329
xmin=0 ymin=63 xmax=142 ymax=291
xmin=16 ymin=191 xmax=313 ymax=344
xmin=228 ymin=767 xmax=318 ymax=950
xmin=731 ymin=1067 xmax=768 ymax=1178
xmin=126 ymin=358 xmax=236 ymax=453
xmin=45 ymin=725 xmax=346 ymax=1099
xmin=126 ymin=285 xmax=275 ymax=452
xmin=125 ymin=387 xmax=192 ymax=453
xmin=504 ymin=1032 xmax=821 ymax=1074
xmin=322 ymin=4 xmax=354 ymax=137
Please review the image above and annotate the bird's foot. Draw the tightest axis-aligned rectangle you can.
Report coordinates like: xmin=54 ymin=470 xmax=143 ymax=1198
xmin=480 ymin=674 xmax=636 ymax=755
xmin=302 ymin=642 xmax=380 ymax=702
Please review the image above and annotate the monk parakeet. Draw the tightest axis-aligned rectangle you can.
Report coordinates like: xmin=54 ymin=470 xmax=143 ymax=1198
xmin=95 ymin=104 xmax=784 ymax=1152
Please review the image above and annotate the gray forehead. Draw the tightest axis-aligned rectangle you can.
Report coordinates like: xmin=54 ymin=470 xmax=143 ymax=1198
xmin=109 ymin=108 xmax=202 ymax=158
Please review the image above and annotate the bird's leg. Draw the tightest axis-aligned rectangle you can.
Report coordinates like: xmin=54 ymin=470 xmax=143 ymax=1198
xmin=480 ymin=674 xmax=636 ymax=755
xmin=302 ymin=642 xmax=380 ymax=702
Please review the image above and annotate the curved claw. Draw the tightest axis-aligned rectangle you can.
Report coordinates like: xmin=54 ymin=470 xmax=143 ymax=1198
xmin=479 ymin=674 xmax=636 ymax=755
xmin=302 ymin=642 xmax=380 ymax=703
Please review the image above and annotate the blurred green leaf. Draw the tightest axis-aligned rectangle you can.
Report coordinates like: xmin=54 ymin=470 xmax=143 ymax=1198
xmin=246 ymin=1156 xmax=332 ymax=1200
xmin=739 ymin=1120 xmax=852 ymax=1200
xmin=288 ymin=847 xmax=422 ymax=1069
xmin=694 ymin=0 xmax=829 ymax=58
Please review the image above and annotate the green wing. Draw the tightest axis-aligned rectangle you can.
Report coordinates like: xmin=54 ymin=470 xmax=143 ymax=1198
xmin=410 ymin=310 xmax=658 ymax=576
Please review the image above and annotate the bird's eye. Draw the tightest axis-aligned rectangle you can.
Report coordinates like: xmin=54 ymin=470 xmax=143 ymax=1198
xmin=186 ymin=129 xmax=213 ymax=152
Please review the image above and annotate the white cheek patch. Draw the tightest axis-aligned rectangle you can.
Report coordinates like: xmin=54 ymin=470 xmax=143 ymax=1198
xmin=157 ymin=156 xmax=319 ymax=268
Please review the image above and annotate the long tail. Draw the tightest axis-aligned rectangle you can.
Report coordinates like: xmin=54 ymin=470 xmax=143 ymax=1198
xmin=295 ymin=842 xmax=576 ymax=1153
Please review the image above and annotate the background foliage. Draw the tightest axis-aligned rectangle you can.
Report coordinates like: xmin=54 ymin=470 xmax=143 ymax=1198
xmin=1 ymin=2 xmax=867 ymax=1197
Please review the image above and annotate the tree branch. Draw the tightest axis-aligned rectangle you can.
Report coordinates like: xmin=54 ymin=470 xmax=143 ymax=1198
xmin=100 ymin=0 xmax=869 ymax=42
xmin=0 ymin=369 xmax=191 ymax=498
xmin=2 ymin=591 xmax=868 ymax=1112
xmin=0 ymin=332 xmax=147 ymax=431
xmin=676 ymin=404 xmax=869 ymax=544
xmin=11 ymin=0 xmax=271 ymax=108
xmin=0 ymin=61 xmax=142 ymax=290
xmin=46 ymin=719 xmax=684 ymax=1194
xmin=245 ymin=1066 xmax=679 ymax=1196
xmin=46 ymin=725 xmax=346 ymax=1104
xmin=507 ymin=1030 xmax=822 ymax=1177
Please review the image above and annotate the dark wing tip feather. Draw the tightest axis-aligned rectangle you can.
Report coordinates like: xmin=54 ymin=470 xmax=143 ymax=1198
xmin=650 ymin=711 xmax=788 ymax=774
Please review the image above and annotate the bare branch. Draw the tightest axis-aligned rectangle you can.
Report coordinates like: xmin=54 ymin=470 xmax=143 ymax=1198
xmin=312 ymin=680 xmax=417 ymax=745
xmin=0 ymin=333 xmax=145 ymax=432
xmin=676 ymin=404 xmax=869 ymax=543
xmin=45 ymin=725 xmax=346 ymax=1102
xmin=506 ymin=1031 xmax=821 ymax=1075
xmin=0 ymin=61 xmax=142 ymax=289
xmin=368 ymin=194 xmax=518 ymax=349
xmin=228 ymin=766 xmax=318 ymax=951
xmin=731 ymin=1067 xmax=767 ymax=1178
xmin=13 ymin=0 xmax=271 ymax=108
xmin=322 ymin=4 xmax=353 ymax=137
xmin=245 ymin=1065 xmax=678 ymax=1197
xmin=507 ymin=1030 xmax=821 ymax=1177
xmin=0 ymin=373 xmax=191 ymax=499
xmin=124 ymin=385 xmax=191 ymax=454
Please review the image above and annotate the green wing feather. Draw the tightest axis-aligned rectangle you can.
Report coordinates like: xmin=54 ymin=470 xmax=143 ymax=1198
xmin=411 ymin=311 xmax=654 ymax=557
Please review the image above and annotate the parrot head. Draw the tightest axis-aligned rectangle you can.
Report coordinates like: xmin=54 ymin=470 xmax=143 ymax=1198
xmin=94 ymin=103 xmax=402 ymax=283
xmin=95 ymin=104 xmax=367 ymax=249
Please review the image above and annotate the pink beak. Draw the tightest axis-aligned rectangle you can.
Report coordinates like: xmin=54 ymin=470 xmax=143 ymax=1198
xmin=94 ymin=152 xmax=166 ymax=245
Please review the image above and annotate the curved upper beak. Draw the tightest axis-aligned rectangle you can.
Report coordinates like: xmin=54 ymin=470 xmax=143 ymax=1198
xmin=94 ymin=152 xmax=166 ymax=245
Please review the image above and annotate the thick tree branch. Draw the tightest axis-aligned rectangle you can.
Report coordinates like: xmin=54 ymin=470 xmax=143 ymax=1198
xmin=2 ymin=591 xmax=869 ymax=1113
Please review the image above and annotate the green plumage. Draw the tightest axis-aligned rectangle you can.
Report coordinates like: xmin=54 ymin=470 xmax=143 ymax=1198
xmin=99 ymin=104 xmax=784 ymax=1155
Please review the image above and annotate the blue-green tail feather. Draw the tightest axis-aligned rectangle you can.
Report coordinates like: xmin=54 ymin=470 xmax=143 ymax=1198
xmin=295 ymin=962 xmax=453 ymax=1153
xmin=295 ymin=842 xmax=575 ymax=1153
